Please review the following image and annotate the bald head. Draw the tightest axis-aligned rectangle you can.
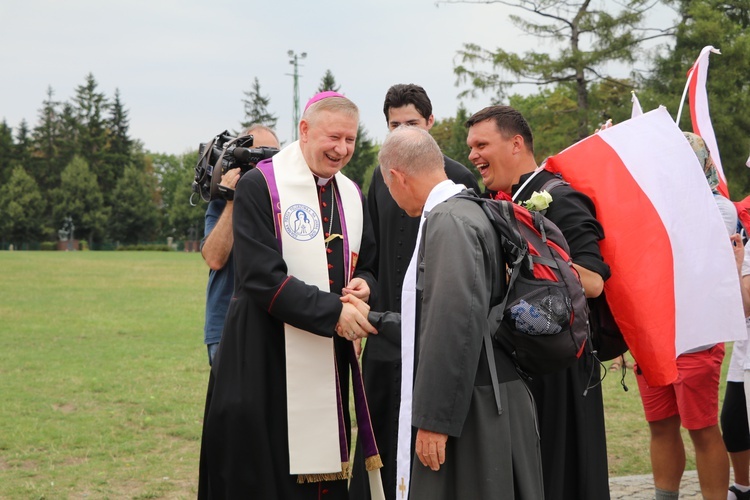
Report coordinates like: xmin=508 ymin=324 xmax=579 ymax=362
xmin=378 ymin=126 xmax=444 ymax=182
xmin=243 ymin=124 xmax=280 ymax=149
xmin=378 ymin=126 xmax=448 ymax=216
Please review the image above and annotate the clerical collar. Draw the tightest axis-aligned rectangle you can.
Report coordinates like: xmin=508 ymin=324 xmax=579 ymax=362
xmin=316 ymin=175 xmax=334 ymax=187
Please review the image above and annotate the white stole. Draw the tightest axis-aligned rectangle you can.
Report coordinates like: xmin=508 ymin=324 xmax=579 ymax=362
xmin=270 ymin=141 xmax=363 ymax=475
xmin=395 ymin=180 xmax=465 ymax=499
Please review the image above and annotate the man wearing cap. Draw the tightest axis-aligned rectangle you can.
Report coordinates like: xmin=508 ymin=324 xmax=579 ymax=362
xmin=198 ymin=92 xmax=382 ymax=499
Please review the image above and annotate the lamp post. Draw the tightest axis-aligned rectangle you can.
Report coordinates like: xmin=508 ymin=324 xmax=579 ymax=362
xmin=287 ymin=50 xmax=307 ymax=141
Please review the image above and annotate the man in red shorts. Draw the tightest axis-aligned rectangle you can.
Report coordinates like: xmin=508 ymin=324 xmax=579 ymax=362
xmin=634 ymin=132 xmax=734 ymax=500
xmin=636 ymin=344 xmax=728 ymax=500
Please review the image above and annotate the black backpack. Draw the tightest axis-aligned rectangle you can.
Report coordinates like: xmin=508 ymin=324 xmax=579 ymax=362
xmin=458 ymin=193 xmax=590 ymax=376
xmin=532 ymin=177 xmax=628 ymax=363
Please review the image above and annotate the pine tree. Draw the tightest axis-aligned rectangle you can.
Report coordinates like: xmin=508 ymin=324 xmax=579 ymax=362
xmin=56 ymin=102 xmax=81 ymax=169
xmin=105 ymin=88 xmax=133 ymax=174
xmin=30 ymin=86 xmax=64 ymax=192
xmin=72 ymin=73 xmax=113 ymax=199
xmin=450 ymin=0 xmax=673 ymax=140
xmin=317 ymin=70 xmax=341 ymax=92
xmin=14 ymin=119 xmax=32 ymax=168
xmin=240 ymin=77 xmax=278 ymax=129
xmin=0 ymin=120 xmax=15 ymax=185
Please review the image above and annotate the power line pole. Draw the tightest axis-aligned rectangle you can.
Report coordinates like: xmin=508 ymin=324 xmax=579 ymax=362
xmin=287 ymin=50 xmax=307 ymax=141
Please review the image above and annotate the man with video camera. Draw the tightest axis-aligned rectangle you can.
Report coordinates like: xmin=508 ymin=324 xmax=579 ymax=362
xmin=201 ymin=124 xmax=280 ymax=365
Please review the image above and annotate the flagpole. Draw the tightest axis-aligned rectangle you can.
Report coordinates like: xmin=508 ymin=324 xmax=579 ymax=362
xmin=675 ymin=68 xmax=695 ymax=126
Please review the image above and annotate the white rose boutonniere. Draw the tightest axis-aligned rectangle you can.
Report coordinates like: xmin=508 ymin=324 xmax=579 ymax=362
xmin=522 ymin=190 xmax=553 ymax=211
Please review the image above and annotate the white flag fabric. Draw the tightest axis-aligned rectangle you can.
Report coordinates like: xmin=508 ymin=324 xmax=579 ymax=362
xmin=631 ymin=91 xmax=643 ymax=118
xmin=687 ymin=46 xmax=727 ymax=196
xmin=546 ymin=107 xmax=746 ymax=386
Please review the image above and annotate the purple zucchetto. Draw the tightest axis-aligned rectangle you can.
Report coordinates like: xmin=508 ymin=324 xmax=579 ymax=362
xmin=304 ymin=91 xmax=346 ymax=112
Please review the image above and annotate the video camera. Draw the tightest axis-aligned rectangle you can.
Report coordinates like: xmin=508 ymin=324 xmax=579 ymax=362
xmin=191 ymin=130 xmax=279 ymax=204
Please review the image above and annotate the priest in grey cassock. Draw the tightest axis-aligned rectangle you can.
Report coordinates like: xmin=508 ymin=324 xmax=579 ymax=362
xmin=350 ymin=125 xmax=544 ymax=500
xmin=198 ymin=92 xmax=384 ymax=499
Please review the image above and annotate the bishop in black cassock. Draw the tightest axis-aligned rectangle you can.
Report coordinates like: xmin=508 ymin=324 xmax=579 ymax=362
xmin=198 ymin=93 xmax=378 ymax=499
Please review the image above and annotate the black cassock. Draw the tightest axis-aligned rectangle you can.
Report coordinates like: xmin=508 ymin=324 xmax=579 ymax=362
xmin=198 ymin=167 xmax=377 ymax=499
xmin=513 ymin=169 xmax=612 ymax=500
xmin=350 ymin=157 xmax=479 ymax=500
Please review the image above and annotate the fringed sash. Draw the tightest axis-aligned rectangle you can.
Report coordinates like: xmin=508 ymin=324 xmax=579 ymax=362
xmin=257 ymin=142 xmax=384 ymax=495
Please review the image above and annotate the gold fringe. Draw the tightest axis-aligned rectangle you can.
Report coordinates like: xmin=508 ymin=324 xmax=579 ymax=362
xmin=296 ymin=462 xmax=351 ymax=484
xmin=365 ymin=454 xmax=383 ymax=471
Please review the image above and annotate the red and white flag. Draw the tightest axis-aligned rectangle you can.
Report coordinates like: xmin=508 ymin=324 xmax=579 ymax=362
xmin=546 ymin=107 xmax=746 ymax=386
xmin=680 ymin=46 xmax=728 ymax=196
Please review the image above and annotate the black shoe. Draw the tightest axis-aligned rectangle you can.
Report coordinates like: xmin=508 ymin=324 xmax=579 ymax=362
xmin=730 ymin=485 xmax=750 ymax=500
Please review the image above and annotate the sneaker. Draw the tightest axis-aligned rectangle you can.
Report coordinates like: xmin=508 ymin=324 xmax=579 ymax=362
xmin=730 ymin=485 xmax=750 ymax=500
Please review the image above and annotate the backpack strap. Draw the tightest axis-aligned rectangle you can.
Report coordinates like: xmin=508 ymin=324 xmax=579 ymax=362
xmin=483 ymin=326 xmax=503 ymax=415
xmin=539 ymin=178 xmax=569 ymax=194
xmin=454 ymin=194 xmax=520 ymax=415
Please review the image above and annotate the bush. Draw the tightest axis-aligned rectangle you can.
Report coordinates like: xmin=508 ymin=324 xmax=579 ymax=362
xmin=115 ymin=244 xmax=174 ymax=252
xmin=40 ymin=242 xmax=57 ymax=251
xmin=79 ymin=240 xmax=89 ymax=251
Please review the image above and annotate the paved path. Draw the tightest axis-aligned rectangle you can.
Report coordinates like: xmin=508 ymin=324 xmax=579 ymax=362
xmin=610 ymin=470 xmax=701 ymax=499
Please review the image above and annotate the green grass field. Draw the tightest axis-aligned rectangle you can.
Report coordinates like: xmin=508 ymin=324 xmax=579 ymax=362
xmin=0 ymin=251 xmax=208 ymax=498
xmin=0 ymin=251 xmax=728 ymax=497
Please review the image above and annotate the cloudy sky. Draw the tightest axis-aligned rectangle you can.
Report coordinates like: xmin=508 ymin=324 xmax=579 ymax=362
xmin=1 ymin=0 xmax=670 ymax=156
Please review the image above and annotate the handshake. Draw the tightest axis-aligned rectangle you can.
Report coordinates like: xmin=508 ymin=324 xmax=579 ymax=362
xmin=334 ymin=277 xmax=402 ymax=355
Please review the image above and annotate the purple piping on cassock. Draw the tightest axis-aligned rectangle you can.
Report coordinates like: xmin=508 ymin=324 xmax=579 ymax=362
xmin=349 ymin=343 xmax=380 ymax=462
xmin=256 ymin=158 xmax=283 ymax=251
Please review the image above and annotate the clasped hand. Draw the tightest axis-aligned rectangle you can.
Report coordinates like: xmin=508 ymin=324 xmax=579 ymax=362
xmin=335 ymin=279 xmax=377 ymax=350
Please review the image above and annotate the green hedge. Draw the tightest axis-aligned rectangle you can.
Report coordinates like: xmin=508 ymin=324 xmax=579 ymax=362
xmin=115 ymin=244 xmax=174 ymax=251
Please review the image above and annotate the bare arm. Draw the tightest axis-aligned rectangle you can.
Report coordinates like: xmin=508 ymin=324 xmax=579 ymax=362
xmin=572 ymin=263 xmax=604 ymax=298
xmin=202 ymin=202 xmax=234 ymax=270
xmin=201 ymin=168 xmax=241 ymax=270
xmin=732 ymin=234 xmax=750 ymax=317
xmin=741 ymin=275 xmax=750 ymax=318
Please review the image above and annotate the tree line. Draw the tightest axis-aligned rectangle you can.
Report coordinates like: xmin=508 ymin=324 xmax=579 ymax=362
xmin=0 ymin=73 xmax=180 ymax=249
xmin=2 ymin=0 xmax=749 ymax=249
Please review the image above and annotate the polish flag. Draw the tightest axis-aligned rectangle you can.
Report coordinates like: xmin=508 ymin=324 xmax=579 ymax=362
xmin=685 ymin=46 xmax=728 ymax=197
xmin=545 ymin=107 xmax=746 ymax=386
